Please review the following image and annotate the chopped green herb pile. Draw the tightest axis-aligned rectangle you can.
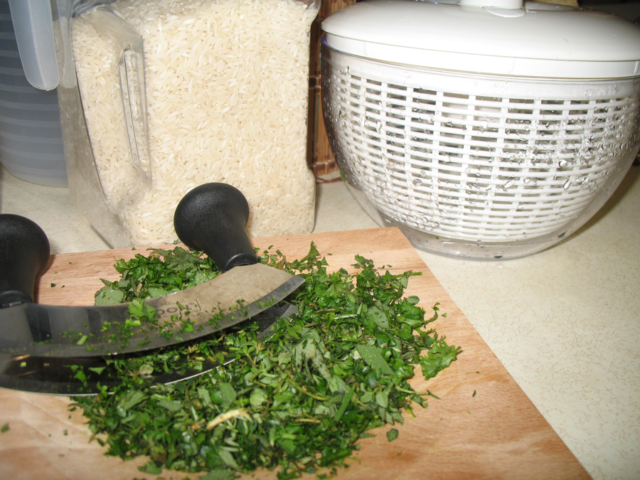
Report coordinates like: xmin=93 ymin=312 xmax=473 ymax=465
xmin=95 ymin=247 xmax=220 ymax=306
xmin=72 ymin=244 xmax=459 ymax=479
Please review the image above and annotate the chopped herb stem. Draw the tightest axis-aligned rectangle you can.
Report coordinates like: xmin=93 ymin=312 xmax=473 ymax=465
xmin=334 ymin=386 xmax=355 ymax=422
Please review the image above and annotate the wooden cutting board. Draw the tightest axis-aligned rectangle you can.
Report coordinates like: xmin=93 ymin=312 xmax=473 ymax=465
xmin=0 ymin=228 xmax=590 ymax=480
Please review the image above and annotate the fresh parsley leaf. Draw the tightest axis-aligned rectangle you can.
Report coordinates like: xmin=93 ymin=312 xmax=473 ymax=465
xmin=356 ymin=344 xmax=394 ymax=375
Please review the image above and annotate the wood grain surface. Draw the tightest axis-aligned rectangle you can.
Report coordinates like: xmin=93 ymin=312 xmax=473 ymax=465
xmin=0 ymin=228 xmax=590 ymax=480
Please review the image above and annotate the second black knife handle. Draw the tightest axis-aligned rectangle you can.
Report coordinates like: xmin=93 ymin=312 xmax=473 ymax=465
xmin=0 ymin=214 xmax=50 ymax=308
xmin=173 ymin=183 xmax=258 ymax=272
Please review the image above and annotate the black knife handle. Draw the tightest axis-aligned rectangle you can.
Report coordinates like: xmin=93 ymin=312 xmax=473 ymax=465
xmin=173 ymin=183 xmax=258 ymax=272
xmin=0 ymin=214 xmax=50 ymax=308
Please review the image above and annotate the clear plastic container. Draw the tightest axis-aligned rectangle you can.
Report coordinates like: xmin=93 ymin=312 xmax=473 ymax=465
xmin=0 ymin=0 xmax=67 ymax=187
xmin=50 ymin=0 xmax=320 ymax=247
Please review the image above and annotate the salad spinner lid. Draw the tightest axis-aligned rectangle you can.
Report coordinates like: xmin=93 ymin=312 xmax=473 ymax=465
xmin=321 ymin=0 xmax=640 ymax=79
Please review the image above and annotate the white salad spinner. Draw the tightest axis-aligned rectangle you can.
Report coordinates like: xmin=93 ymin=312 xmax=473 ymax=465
xmin=321 ymin=0 xmax=640 ymax=259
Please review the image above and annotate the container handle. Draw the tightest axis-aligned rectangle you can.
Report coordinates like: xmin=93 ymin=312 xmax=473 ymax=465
xmin=84 ymin=7 xmax=152 ymax=188
xmin=120 ymin=45 xmax=151 ymax=181
xmin=8 ymin=0 xmax=60 ymax=91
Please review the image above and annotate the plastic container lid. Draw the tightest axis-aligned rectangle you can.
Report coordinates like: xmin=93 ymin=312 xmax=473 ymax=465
xmin=321 ymin=0 xmax=640 ymax=79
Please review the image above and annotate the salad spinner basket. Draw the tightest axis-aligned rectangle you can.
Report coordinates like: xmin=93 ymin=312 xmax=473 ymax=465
xmin=321 ymin=0 xmax=640 ymax=259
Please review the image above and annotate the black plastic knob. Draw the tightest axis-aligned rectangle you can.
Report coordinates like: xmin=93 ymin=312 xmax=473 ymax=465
xmin=0 ymin=214 xmax=50 ymax=308
xmin=173 ymin=183 xmax=258 ymax=272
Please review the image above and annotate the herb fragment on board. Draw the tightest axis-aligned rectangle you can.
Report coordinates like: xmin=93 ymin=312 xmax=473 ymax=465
xmin=71 ymin=243 xmax=460 ymax=479
xmin=94 ymin=247 xmax=220 ymax=305
xmin=1 ymin=423 xmax=9 ymax=433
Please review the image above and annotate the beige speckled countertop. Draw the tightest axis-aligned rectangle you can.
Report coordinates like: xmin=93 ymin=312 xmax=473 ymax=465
xmin=2 ymin=165 xmax=639 ymax=480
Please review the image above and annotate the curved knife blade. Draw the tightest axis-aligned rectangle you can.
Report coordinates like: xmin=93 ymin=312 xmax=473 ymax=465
xmin=0 ymin=302 xmax=295 ymax=396
xmin=0 ymin=263 xmax=302 ymax=357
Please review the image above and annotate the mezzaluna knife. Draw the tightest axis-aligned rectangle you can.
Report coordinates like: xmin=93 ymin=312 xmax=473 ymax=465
xmin=0 ymin=183 xmax=303 ymax=358
xmin=0 ymin=301 xmax=297 ymax=396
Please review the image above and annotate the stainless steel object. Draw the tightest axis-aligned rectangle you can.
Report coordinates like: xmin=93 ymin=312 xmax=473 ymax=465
xmin=0 ymin=183 xmax=303 ymax=358
xmin=0 ymin=302 xmax=296 ymax=396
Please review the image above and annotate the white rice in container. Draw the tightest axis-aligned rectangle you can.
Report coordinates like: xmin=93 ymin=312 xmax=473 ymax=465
xmin=72 ymin=0 xmax=317 ymax=245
